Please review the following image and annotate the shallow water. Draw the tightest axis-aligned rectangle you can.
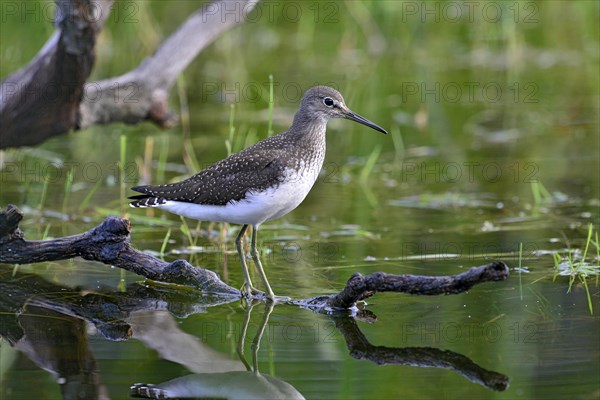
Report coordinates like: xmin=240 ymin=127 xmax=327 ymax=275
xmin=1 ymin=1 xmax=599 ymax=399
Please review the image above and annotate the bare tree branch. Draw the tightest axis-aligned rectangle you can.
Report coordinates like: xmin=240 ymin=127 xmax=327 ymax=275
xmin=0 ymin=205 xmax=240 ymax=296
xmin=0 ymin=0 xmax=259 ymax=149
xmin=79 ymin=0 xmax=259 ymax=129
xmin=0 ymin=0 xmax=113 ymax=149
xmin=297 ymin=262 xmax=510 ymax=310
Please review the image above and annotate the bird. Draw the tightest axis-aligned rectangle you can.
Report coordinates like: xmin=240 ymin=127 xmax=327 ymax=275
xmin=129 ymin=86 xmax=387 ymax=301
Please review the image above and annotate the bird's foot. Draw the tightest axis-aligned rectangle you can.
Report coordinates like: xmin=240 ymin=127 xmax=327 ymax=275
xmin=240 ymin=283 xmax=290 ymax=304
xmin=240 ymin=283 xmax=265 ymax=299
xmin=270 ymin=294 xmax=292 ymax=304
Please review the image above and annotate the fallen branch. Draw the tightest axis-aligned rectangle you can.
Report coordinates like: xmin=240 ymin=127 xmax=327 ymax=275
xmin=297 ymin=262 xmax=510 ymax=311
xmin=0 ymin=205 xmax=509 ymax=310
xmin=0 ymin=0 xmax=112 ymax=148
xmin=78 ymin=0 xmax=259 ymax=130
xmin=0 ymin=204 xmax=239 ymax=297
xmin=0 ymin=0 xmax=259 ymax=149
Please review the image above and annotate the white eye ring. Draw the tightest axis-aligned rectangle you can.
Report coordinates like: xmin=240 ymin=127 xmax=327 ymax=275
xmin=323 ymin=97 xmax=334 ymax=107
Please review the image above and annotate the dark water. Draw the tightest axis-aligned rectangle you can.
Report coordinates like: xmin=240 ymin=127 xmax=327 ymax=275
xmin=1 ymin=1 xmax=599 ymax=399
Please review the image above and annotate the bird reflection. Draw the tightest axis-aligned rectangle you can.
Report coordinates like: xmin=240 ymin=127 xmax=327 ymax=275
xmin=131 ymin=301 xmax=305 ymax=399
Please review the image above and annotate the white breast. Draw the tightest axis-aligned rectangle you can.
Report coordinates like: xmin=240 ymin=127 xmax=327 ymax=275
xmin=156 ymin=161 xmax=324 ymax=227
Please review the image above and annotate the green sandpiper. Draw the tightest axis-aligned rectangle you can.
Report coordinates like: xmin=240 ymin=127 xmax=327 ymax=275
xmin=130 ymin=86 xmax=387 ymax=301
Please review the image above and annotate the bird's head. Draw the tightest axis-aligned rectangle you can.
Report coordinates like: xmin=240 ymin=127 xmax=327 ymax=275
xmin=299 ymin=86 xmax=387 ymax=134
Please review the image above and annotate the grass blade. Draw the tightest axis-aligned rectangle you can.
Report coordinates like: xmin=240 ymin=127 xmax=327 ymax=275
xmin=267 ymin=74 xmax=274 ymax=137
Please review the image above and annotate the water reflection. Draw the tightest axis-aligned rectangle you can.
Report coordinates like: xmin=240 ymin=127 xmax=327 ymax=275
xmin=131 ymin=302 xmax=305 ymax=399
xmin=333 ymin=316 xmax=508 ymax=391
xmin=0 ymin=267 xmax=508 ymax=399
xmin=7 ymin=304 xmax=109 ymax=400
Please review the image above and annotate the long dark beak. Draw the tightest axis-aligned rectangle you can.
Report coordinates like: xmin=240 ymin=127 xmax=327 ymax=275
xmin=344 ymin=110 xmax=388 ymax=134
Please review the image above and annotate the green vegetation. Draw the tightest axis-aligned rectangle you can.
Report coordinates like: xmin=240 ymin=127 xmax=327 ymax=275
xmin=79 ymin=179 xmax=102 ymax=211
xmin=159 ymin=228 xmax=172 ymax=257
xmin=552 ymin=224 xmax=600 ymax=315
xmin=179 ymin=215 xmax=200 ymax=248
xmin=61 ymin=168 xmax=74 ymax=216
xmin=225 ymin=104 xmax=236 ymax=157
xmin=530 ymin=181 xmax=554 ymax=206
xmin=518 ymin=242 xmax=524 ymax=301
xmin=119 ymin=134 xmax=127 ymax=216
xmin=267 ymin=74 xmax=275 ymax=137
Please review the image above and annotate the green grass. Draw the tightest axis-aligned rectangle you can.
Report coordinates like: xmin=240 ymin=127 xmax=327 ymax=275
xmin=41 ymin=223 xmax=51 ymax=240
xmin=390 ymin=126 xmax=405 ymax=170
xmin=117 ymin=134 xmax=129 ymax=289
xmin=518 ymin=242 xmax=524 ymax=301
xmin=225 ymin=103 xmax=236 ymax=157
xmin=266 ymin=74 xmax=274 ymax=137
xmin=359 ymin=144 xmax=382 ymax=186
xmin=119 ymin=134 xmax=127 ymax=216
xmin=37 ymin=175 xmax=50 ymax=211
xmin=159 ymin=228 xmax=172 ymax=257
xmin=531 ymin=180 xmax=554 ymax=205
xmin=552 ymin=224 xmax=600 ymax=315
xmin=118 ymin=268 xmax=127 ymax=292
xmin=61 ymin=168 xmax=74 ymax=216
xmin=177 ymin=74 xmax=200 ymax=174
xmin=79 ymin=179 xmax=102 ymax=211
xmin=156 ymin=135 xmax=170 ymax=183
xmin=359 ymin=144 xmax=382 ymax=207
xmin=180 ymin=215 xmax=200 ymax=248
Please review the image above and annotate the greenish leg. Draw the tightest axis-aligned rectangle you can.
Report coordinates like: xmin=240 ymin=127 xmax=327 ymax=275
xmin=236 ymin=224 xmax=260 ymax=297
xmin=250 ymin=225 xmax=275 ymax=301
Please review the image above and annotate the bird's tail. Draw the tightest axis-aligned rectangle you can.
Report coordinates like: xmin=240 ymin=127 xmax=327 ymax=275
xmin=129 ymin=195 xmax=167 ymax=208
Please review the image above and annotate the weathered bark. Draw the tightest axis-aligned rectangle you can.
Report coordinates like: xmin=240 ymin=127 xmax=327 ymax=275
xmin=0 ymin=204 xmax=240 ymax=296
xmin=0 ymin=0 xmax=259 ymax=149
xmin=78 ymin=0 xmax=259 ymax=129
xmin=0 ymin=0 xmax=112 ymax=148
xmin=0 ymin=204 xmax=510 ymax=309
xmin=297 ymin=262 xmax=509 ymax=311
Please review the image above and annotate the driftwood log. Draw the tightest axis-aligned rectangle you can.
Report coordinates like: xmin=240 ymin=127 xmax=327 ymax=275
xmin=0 ymin=204 xmax=509 ymax=310
xmin=0 ymin=0 xmax=259 ymax=149
xmin=296 ymin=262 xmax=509 ymax=311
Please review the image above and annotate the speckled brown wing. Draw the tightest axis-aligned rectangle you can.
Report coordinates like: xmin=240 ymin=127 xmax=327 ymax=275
xmin=130 ymin=147 xmax=288 ymax=206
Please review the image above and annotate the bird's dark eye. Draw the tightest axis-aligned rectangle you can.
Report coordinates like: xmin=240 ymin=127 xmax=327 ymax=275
xmin=323 ymin=97 xmax=334 ymax=107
